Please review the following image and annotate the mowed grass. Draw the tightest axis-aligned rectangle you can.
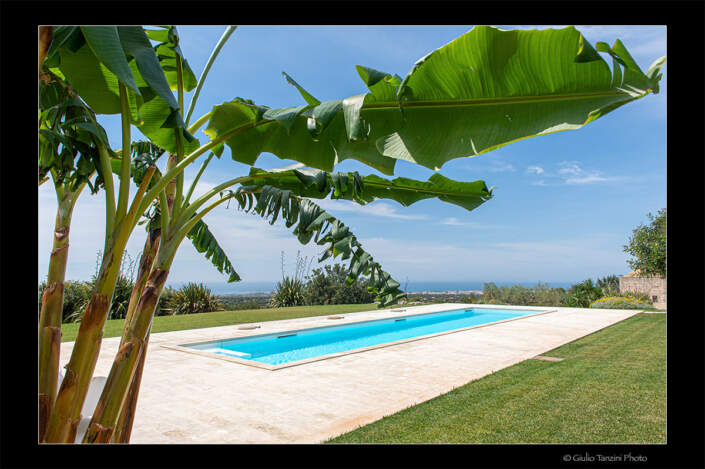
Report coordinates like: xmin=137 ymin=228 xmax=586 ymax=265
xmin=60 ymin=303 xmax=388 ymax=343
xmin=327 ymin=313 xmax=666 ymax=444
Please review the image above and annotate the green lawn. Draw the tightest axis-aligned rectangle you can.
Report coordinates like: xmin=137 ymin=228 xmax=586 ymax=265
xmin=326 ymin=313 xmax=666 ymax=444
xmin=60 ymin=303 xmax=388 ymax=343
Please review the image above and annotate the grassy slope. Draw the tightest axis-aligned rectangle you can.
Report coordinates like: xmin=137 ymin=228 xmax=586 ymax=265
xmin=327 ymin=313 xmax=666 ymax=444
xmin=60 ymin=303 xmax=387 ymax=343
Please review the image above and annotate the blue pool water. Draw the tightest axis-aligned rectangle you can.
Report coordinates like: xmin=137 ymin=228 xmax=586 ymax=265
xmin=185 ymin=307 xmax=542 ymax=366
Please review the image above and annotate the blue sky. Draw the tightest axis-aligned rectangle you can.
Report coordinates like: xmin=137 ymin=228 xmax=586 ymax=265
xmin=38 ymin=25 xmax=667 ymax=289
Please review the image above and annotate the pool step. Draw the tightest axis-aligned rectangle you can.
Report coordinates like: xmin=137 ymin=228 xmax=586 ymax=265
xmin=210 ymin=348 xmax=251 ymax=358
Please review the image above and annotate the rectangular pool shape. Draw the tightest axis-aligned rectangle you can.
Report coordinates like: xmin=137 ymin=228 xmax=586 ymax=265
xmin=181 ymin=307 xmax=547 ymax=367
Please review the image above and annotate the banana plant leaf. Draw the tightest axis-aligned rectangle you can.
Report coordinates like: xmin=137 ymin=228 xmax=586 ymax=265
xmin=148 ymin=26 xmax=198 ymax=92
xmin=120 ymin=141 xmax=240 ymax=283
xmin=46 ymin=26 xmax=198 ymax=155
xmin=205 ymin=26 xmax=665 ymax=173
xmin=38 ymin=75 xmax=111 ymax=193
xmin=245 ymin=167 xmax=494 ymax=212
xmin=228 ymin=185 xmax=405 ymax=306
xmin=186 ymin=219 xmax=241 ymax=283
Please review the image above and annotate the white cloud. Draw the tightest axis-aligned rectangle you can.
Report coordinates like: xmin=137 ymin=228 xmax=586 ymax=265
xmin=565 ymin=175 xmax=610 ymax=185
xmin=525 ymin=161 xmax=619 ymax=186
xmin=314 ymin=198 xmax=428 ymax=221
xmin=557 ymin=162 xmax=583 ymax=176
xmin=441 ymin=218 xmax=502 ymax=229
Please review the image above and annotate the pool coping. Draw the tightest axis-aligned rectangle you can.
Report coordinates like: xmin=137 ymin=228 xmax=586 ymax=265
xmin=161 ymin=305 xmax=558 ymax=370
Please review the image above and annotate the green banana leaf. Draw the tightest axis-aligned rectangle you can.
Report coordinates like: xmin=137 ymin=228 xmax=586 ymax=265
xmin=205 ymin=26 xmax=665 ymax=173
xmin=150 ymin=26 xmax=198 ymax=92
xmin=122 ymin=141 xmax=240 ymax=283
xmin=38 ymin=75 xmax=111 ymax=193
xmin=245 ymin=167 xmax=493 ymax=212
xmin=47 ymin=26 xmax=198 ymax=155
xmin=186 ymin=219 xmax=241 ymax=283
xmin=229 ymin=185 xmax=405 ymax=306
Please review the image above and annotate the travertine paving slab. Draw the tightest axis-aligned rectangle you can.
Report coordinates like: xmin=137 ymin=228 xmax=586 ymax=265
xmin=58 ymin=304 xmax=638 ymax=444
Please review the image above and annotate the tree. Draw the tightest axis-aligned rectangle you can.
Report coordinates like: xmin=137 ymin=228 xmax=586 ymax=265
xmin=38 ymin=25 xmax=665 ymax=443
xmin=305 ymin=263 xmax=375 ymax=305
xmin=623 ymin=208 xmax=667 ymax=277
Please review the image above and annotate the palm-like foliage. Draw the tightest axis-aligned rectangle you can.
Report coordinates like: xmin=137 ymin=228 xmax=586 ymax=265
xmin=205 ymin=26 xmax=664 ymax=175
xmin=167 ymin=282 xmax=222 ymax=315
xmin=270 ymin=252 xmax=310 ymax=307
xmin=564 ymin=279 xmax=604 ymax=308
xmin=270 ymin=277 xmax=307 ymax=308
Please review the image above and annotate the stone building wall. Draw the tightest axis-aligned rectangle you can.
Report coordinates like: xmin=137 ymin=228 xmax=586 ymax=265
xmin=619 ymin=276 xmax=667 ymax=309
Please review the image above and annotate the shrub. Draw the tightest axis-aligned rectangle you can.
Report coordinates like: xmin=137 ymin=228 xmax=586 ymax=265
xmin=167 ymin=282 xmax=223 ymax=315
xmin=156 ymin=286 xmax=177 ymax=316
xmin=270 ymin=251 xmax=310 ymax=308
xmin=533 ymin=283 xmax=567 ymax=306
xmin=563 ymin=279 xmax=604 ymax=308
xmin=622 ymin=291 xmax=653 ymax=305
xmin=39 ymin=250 xmax=140 ymax=324
xmin=66 ymin=251 xmax=138 ymax=323
xmin=304 ymin=263 xmax=375 ymax=305
xmin=480 ymin=282 xmax=566 ymax=306
xmin=270 ymin=277 xmax=307 ymax=307
xmin=590 ymin=296 xmax=652 ymax=310
xmin=459 ymin=293 xmax=481 ymax=304
xmin=596 ymin=274 xmax=620 ymax=297
xmin=38 ymin=279 xmax=92 ymax=323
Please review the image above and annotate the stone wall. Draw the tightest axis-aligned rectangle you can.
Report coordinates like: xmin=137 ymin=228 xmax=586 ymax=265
xmin=619 ymin=276 xmax=667 ymax=309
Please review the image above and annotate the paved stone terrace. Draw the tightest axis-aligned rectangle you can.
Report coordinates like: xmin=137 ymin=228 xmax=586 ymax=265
xmin=58 ymin=304 xmax=639 ymax=444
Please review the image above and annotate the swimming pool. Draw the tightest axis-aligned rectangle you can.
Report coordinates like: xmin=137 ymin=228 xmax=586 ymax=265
xmin=176 ymin=306 xmax=550 ymax=369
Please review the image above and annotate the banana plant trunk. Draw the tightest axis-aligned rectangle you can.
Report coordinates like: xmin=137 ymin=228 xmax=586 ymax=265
xmin=89 ymin=158 xmax=176 ymax=443
xmin=38 ymin=185 xmax=79 ymax=441
xmin=111 ymin=224 xmax=161 ymax=443
xmin=43 ymin=235 xmax=129 ymax=443
xmin=111 ymin=331 xmax=150 ymax=443
xmin=82 ymin=267 xmax=170 ymax=443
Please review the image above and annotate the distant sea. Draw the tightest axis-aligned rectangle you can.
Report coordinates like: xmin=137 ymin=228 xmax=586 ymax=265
xmin=174 ymin=280 xmax=575 ymax=296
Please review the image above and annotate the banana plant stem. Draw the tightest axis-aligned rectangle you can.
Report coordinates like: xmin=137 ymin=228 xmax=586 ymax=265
xmin=183 ymin=153 xmax=214 ymax=206
xmin=184 ymin=26 xmax=237 ymax=126
xmin=97 ymin=141 xmax=116 ymax=237
xmin=38 ymin=183 xmax=82 ymax=442
xmin=115 ymin=83 xmax=132 ymax=224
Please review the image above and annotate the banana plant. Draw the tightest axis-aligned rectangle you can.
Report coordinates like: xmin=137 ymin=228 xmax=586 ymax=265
xmin=40 ymin=25 xmax=664 ymax=443
xmin=41 ymin=25 xmax=204 ymax=443
xmin=40 ymin=25 xmax=247 ymax=443
xmin=37 ymin=65 xmax=114 ymax=441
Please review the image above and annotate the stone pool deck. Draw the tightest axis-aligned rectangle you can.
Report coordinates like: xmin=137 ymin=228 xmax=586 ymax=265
xmin=58 ymin=304 xmax=639 ymax=444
